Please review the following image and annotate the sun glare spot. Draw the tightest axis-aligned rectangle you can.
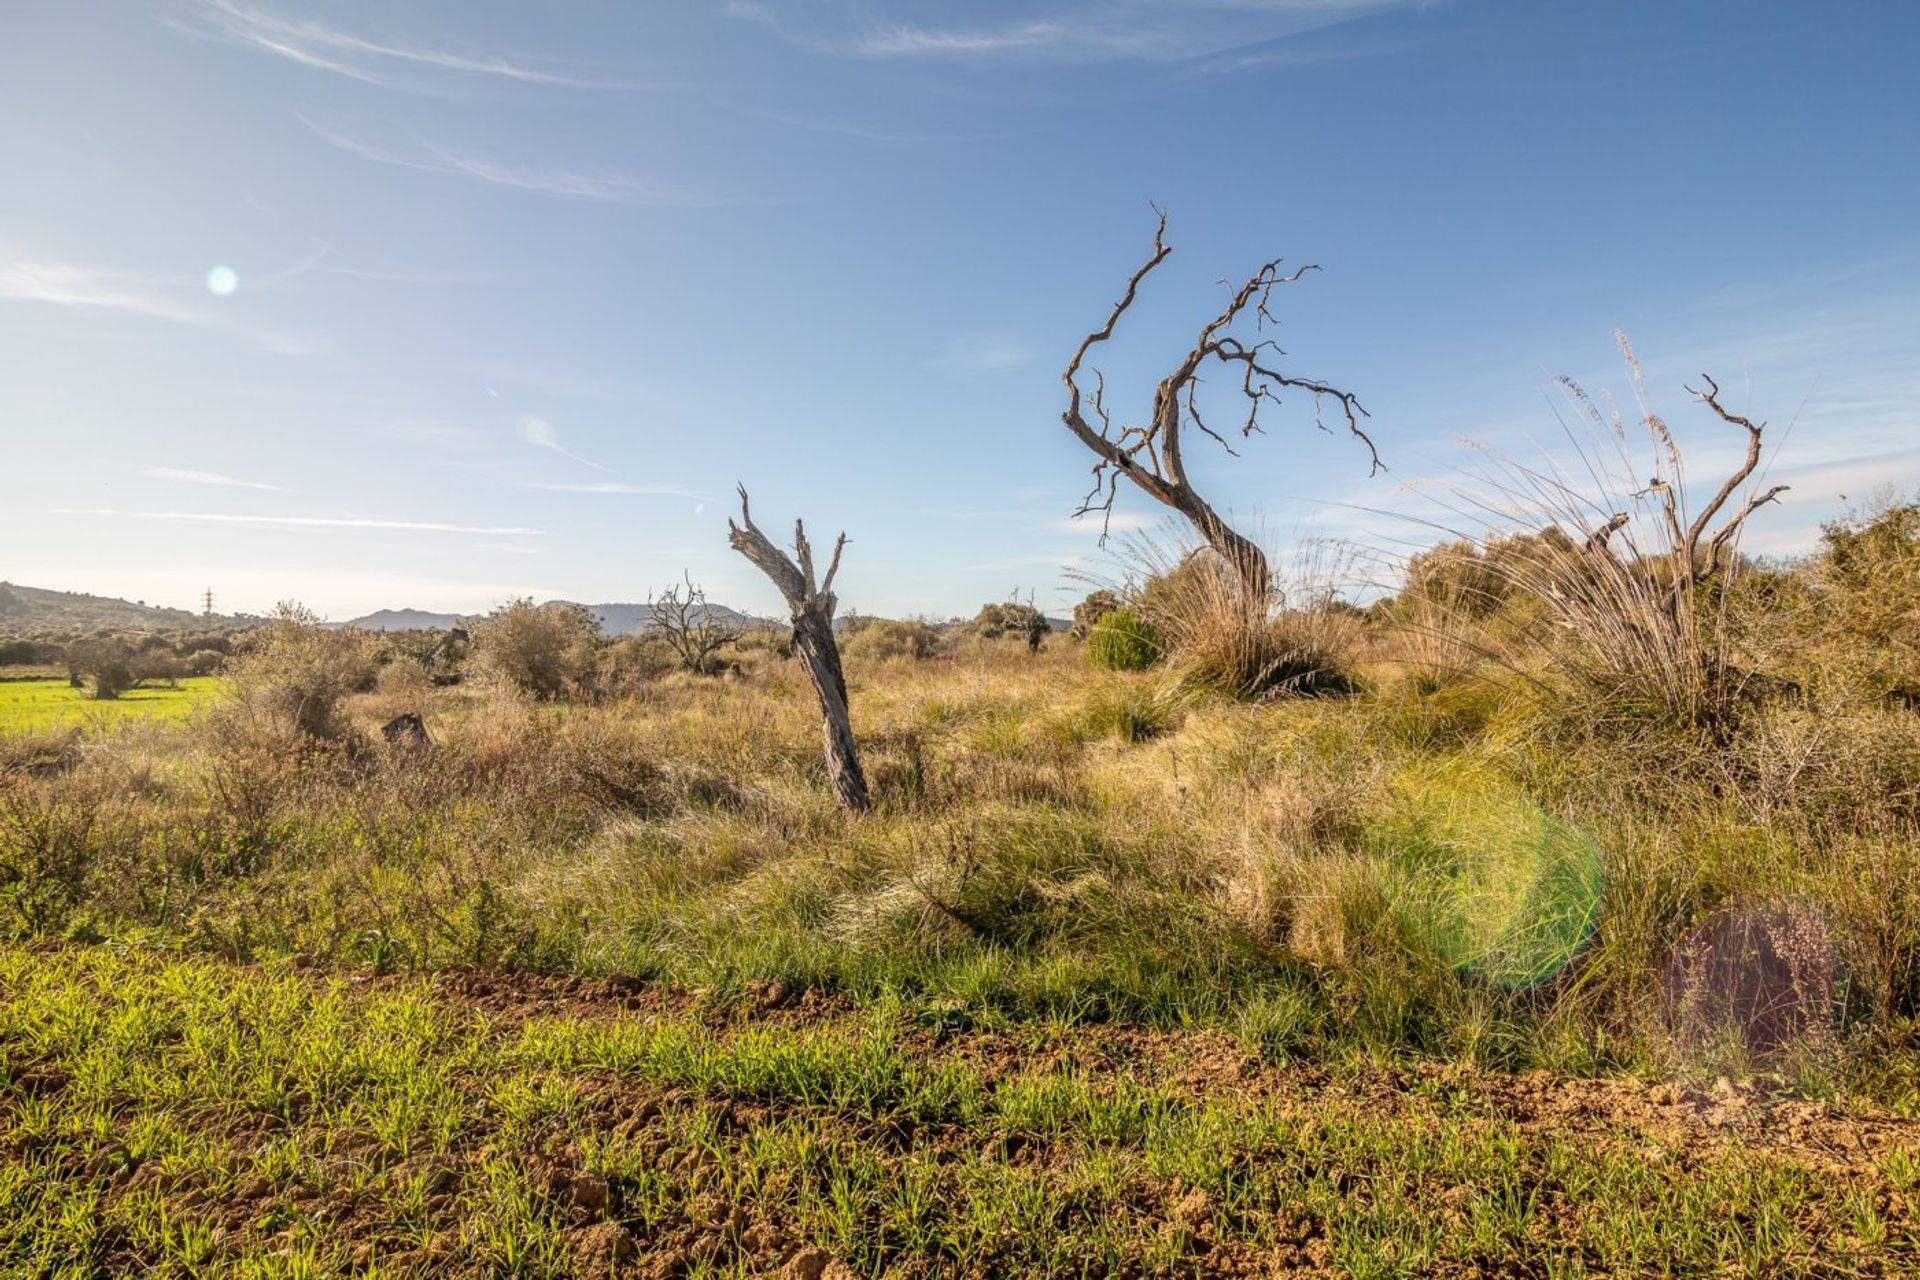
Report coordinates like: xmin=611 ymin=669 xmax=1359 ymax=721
xmin=205 ymin=265 xmax=239 ymax=297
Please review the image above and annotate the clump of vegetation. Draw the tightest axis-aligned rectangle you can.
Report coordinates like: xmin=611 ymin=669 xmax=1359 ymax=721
xmin=1815 ymin=491 xmax=1920 ymax=692
xmin=223 ymin=603 xmax=379 ymax=739
xmin=1130 ymin=544 xmax=1358 ymax=698
xmin=470 ymin=599 xmax=600 ymax=701
xmin=64 ymin=636 xmax=138 ymax=700
xmin=1083 ymin=605 xmax=1162 ymax=671
xmin=842 ymin=616 xmax=942 ymax=663
xmin=1071 ymin=589 xmax=1121 ymax=638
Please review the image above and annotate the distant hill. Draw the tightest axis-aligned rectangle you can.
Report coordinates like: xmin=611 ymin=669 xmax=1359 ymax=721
xmin=344 ymin=600 xmax=765 ymax=635
xmin=584 ymin=601 xmax=761 ymax=635
xmin=0 ymin=582 xmax=241 ymax=631
xmin=349 ymin=608 xmax=465 ymax=632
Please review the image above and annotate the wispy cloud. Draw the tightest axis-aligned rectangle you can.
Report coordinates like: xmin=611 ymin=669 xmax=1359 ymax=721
xmin=0 ymin=259 xmax=206 ymax=325
xmin=299 ymin=117 xmax=718 ymax=207
xmin=514 ymin=415 xmax=610 ymax=472
xmin=734 ymin=1 xmax=1415 ymax=64
xmin=143 ymin=466 xmax=280 ymax=491
xmin=518 ymin=481 xmax=707 ymax=497
xmin=57 ymin=509 xmax=543 ymax=535
xmin=0 ymin=252 xmax=320 ymax=353
xmin=932 ymin=331 xmax=1034 ymax=374
xmin=857 ymin=23 xmax=1077 ymax=58
xmin=173 ymin=0 xmax=640 ymax=92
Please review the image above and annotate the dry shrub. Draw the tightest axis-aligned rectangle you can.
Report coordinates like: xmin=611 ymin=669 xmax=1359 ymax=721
xmin=223 ymin=604 xmax=379 ymax=740
xmin=1398 ymin=340 xmax=1790 ymax=731
xmin=842 ymin=617 xmax=943 ymax=663
xmin=470 ymin=599 xmax=600 ymax=701
xmin=1813 ymin=492 xmax=1920 ymax=692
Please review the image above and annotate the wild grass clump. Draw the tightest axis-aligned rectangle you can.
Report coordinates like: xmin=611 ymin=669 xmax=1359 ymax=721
xmin=1128 ymin=540 xmax=1359 ymax=699
xmin=1812 ymin=491 xmax=1920 ymax=693
xmin=1388 ymin=340 xmax=1794 ymax=736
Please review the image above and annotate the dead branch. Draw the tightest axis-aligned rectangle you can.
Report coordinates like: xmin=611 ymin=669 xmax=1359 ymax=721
xmin=646 ymin=571 xmax=740 ymax=676
xmin=1060 ymin=210 xmax=1376 ymax=601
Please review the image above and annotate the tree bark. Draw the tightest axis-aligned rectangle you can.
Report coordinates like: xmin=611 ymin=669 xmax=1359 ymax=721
xmin=726 ymin=487 xmax=870 ymax=813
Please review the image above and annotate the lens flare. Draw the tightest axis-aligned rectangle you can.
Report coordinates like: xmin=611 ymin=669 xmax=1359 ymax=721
xmin=1389 ymin=778 xmax=1604 ymax=989
xmin=1662 ymin=898 xmax=1838 ymax=1061
xmin=205 ymin=265 xmax=239 ymax=297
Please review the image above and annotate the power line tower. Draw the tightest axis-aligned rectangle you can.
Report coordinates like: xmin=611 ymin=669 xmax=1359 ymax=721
xmin=203 ymin=588 xmax=215 ymax=619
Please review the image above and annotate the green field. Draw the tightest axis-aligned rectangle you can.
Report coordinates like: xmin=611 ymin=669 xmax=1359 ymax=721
xmin=2 ymin=943 xmax=1913 ymax=1278
xmin=0 ymin=676 xmax=221 ymax=734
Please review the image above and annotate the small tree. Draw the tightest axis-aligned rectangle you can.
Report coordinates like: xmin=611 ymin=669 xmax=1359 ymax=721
xmin=1071 ymin=589 xmax=1121 ymax=639
xmin=471 ymin=600 xmax=600 ymax=701
xmin=973 ymin=596 xmax=1047 ymax=647
xmin=67 ymin=636 xmax=137 ymax=700
xmin=727 ymin=486 xmax=869 ymax=813
xmin=647 ymin=572 xmax=741 ymax=675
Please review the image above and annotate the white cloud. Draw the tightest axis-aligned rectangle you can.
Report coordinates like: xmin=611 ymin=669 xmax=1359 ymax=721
xmin=748 ymin=1 xmax=1415 ymax=63
xmin=176 ymin=0 xmax=637 ymax=91
xmin=856 ymin=23 xmax=1073 ymax=58
xmin=0 ymin=259 xmax=207 ymax=326
xmin=143 ymin=466 xmax=280 ymax=491
xmin=57 ymin=509 xmax=543 ymax=536
xmin=299 ymin=118 xmax=717 ymax=207
xmin=0 ymin=252 xmax=319 ymax=353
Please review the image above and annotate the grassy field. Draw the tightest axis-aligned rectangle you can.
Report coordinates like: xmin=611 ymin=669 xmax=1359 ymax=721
xmin=0 ymin=675 xmax=221 ymax=735
xmin=3 ymin=498 xmax=1919 ymax=1276
xmin=3 ymin=942 xmax=1914 ymax=1278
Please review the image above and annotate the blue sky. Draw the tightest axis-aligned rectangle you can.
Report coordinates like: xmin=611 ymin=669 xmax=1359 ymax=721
xmin=2 ymin=1 xmax=1916 ymax=620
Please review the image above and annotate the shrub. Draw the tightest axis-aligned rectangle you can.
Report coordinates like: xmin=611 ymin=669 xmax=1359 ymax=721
xmin=224 ymin=603 xmax=379 ymax=739
xmin=973 ymin=601 xmax=1047 ymax=641
xmin=1084 ymin=607 xmax=1162 ymax=671
xmin=1816 ymin=492 xmax=1920 ymax=690
xmin=842 ymin=617 xmax=941 ymax=662
xmin=471 ymin=599 xmax=601 ymax=701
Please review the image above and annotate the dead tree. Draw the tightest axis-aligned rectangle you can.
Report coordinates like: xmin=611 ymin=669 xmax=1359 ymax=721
xmin=727 ymin=486 xmax=869 ymax=813
xmin=1061 ymin=209 xmax=1378 ymax=603
xmin=647 ymin=571 xmax=740 ymax=675
xmin=1587 ymin=373 xmax=1789 ymax=623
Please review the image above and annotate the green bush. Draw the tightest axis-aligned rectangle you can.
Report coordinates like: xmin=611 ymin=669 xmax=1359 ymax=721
xmin=1084 ymin=607 xmax=1163 ymax=671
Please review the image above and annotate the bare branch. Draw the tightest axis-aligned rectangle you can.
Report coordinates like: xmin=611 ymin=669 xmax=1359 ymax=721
xmin=1056 ymin=210 xmax=1376 ymax=598
xmin=1584 ymin=512 xmax=1631 ymax=554
xmin=1682 ymin=374 xmax=1770 ymax=553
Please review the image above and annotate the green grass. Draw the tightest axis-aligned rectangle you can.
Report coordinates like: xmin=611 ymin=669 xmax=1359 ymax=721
xmin=0 ymin=676 xmax=220 ymax=734
xmin=0 ymin=943 xmax=1913 ymax=1278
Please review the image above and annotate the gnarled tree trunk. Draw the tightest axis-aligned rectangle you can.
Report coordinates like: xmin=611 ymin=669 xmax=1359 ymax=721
xmin=727 ymin=486 xmax=869 ymax=813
